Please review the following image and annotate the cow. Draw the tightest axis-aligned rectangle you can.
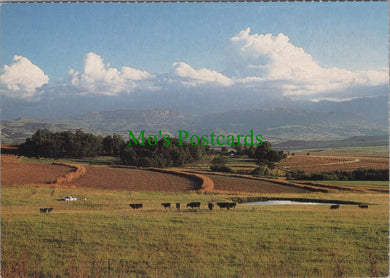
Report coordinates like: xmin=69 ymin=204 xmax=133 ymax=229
xmin=161 ymin=203 xmax=171 ymax=209
xmin=330 ymin=204 xmax=340 ymax=209
xmin=358 ymin=204 xmax=368 ymax=209
xmin=176 ymin=203 xmax=181 ymax=210
xmin=217 ymin=202 xmax=236 ymax=209
xmin=208 ymin=203 xmax=214 ymax=211
xmin=40 ymin=208 xmax=54 ymax=213
xmin=217 ymin=202 xmax=228 ymax=209
xmin=186 ymin=202 xmax=201 ymax=209
xmin=129 ymin=203 xmax=143 ymax=209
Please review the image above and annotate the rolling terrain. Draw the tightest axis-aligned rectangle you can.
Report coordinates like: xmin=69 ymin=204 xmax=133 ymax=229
xmin=1 ymin=148 xmax=388 ymax=277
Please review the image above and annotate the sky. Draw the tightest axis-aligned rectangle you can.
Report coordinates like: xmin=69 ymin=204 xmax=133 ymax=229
xmin=0 ymin=2 xmax=388 ymax=118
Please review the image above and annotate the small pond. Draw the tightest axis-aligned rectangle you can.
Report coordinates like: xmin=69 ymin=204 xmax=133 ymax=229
xmin=245 ymin=200 xmax=338 ymax=206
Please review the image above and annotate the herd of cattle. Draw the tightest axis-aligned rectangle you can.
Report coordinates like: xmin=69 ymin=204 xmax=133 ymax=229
xmin=40 ymin=202 xmax=369 ymax=213
xmin=39 ymin=202 xmax=237 ymax=213
xmin=129 ymin=202 xmax=237 ymax=211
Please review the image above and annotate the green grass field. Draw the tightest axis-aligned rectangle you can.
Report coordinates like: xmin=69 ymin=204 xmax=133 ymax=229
xmin=2 ymin=186 xmax=388 ymax=277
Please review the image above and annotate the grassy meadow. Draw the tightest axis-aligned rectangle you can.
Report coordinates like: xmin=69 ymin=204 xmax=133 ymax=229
xmin=2 ymin=185 xmax=388 ymax=277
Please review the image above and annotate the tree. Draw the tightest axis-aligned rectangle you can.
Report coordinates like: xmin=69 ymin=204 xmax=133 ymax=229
xmin=209 ymin=154 xmax=232 ymax=173
xmin=211 ymin=155 xmax=228 ymax=165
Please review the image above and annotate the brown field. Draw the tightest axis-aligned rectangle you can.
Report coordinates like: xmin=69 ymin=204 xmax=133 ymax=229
xmin=63 ymin=165 xmax=199 ymax=192
xmin=3 ymin=150 xmax=387 ymax=194
xmin=1 ymin=156 xmax=72 ymax=185
xmin=206 ymin=174 xmax=310 ymax=193
xmin=279 ymin=153 xmax=389 ymax=173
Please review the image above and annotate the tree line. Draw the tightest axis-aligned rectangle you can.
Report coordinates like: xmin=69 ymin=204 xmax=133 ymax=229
xmin=120 ymin=137 xmax=212 ymax=167
xmin=20 ymin=129 xmax=124 ymax=158
xmin=19 ymin=129 xmax=212 ymax=167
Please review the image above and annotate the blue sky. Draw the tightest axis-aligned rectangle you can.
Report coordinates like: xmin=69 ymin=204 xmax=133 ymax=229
xmin=0 ymin=2 xmax=388 ymax=111
xmin=1 ymin=2 xmax=387 ymax=79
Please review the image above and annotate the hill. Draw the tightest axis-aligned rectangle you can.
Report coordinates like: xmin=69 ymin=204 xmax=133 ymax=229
xmin=1 ymin=96 xmax=387 ymax=144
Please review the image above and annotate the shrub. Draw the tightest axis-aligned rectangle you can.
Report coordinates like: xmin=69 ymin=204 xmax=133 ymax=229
xmin=210 ymin=164 xmax=233 ymax=173
xmin=251 ymin=166 xmax=269 ymax=177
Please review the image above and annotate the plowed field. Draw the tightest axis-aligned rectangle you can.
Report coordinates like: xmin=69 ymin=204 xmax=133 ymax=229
xmin=1 ymin=156 xmax=72 ymax=185
xmin=279 ymin=153 xmax=389 ymax=173
xmin=65 ymin=165 xmax=199 ymax=192
xmin=206 ymin=174 xmax=309 ymax=193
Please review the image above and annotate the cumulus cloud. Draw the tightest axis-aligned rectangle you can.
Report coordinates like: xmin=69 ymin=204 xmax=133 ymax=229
xmin=0 ymin=55 xmax=49 ymax=99
xmin=171 ymin=62 xmax=233 ymax=87
xmin=229 ymin=28 xmax=388 ymax=97
xmin=68 ymin=52 xmax=153 ymax=96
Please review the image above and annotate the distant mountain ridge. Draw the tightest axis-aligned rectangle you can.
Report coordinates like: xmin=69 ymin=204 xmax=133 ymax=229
xmin=1 ymin=96 xmax=388 ymax=145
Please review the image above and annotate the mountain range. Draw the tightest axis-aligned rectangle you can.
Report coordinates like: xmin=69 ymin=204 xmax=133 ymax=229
xmin=1 ymin=96 xmax=388 ymax=145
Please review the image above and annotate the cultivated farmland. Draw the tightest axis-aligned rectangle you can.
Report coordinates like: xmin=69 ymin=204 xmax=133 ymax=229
xmin=279 ymin=152 xmax=389 ymax=173
xmin=206 ymin=173 xmax=310 ymax=193
xmin=63 ymin=165 xmax=200 ymax=192
xmin=1 ymin=156 xmax=72 ymax=186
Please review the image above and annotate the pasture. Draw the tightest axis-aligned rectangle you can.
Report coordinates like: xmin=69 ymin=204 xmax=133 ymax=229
xmin=1 ymin=185 xmax=389 ymax=277
xmin=1 ymin=155 xmax=389 ymax=277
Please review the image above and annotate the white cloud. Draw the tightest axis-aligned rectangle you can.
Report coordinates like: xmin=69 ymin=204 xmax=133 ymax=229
xmin=230 ymin=28 xmax=388 ymax=97
xmin=310 ymin=97 xmax=361 ymax=103
xmin=0 ymin=55 xmax=49 ymax=99
xmin=68 ymin=52 xmax=153 ymax=96
xmin=172 ymin=62 xmax=233 ymax=87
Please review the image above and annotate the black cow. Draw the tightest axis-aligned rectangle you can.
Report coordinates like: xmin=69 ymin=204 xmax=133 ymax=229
xmin=129 ymin=203 xmax=143 ymax=209
xmin=208 ymin=203 xmax=214 ymax=211
xmin=176 ymin=203 xmax=181 ymax=210
xmin=40 ymin=208 xmax=54 ymax=213
xmin=330 ymin=204 xmax=340 ymax=209
xmin=186 ymin=202 xmax=201 ymax=209
xmin=217 ymin=202 xmax=236 ymax=209
xmin=217 ymin=202 xmax=228 ymax=209
xmin=358 ymin=204 xmax=368 ymax=209
xmin=161 ymin=203 xmax=171 ymax=209
xmin=40 ymin=208 xmax=48 ymax=213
